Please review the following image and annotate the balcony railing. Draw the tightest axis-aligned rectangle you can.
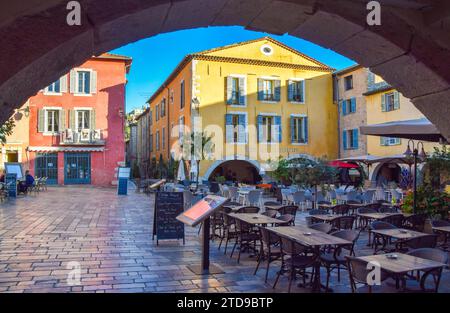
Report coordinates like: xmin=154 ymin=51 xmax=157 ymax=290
xmin=60 ymin=129 xmax=105 ymax=145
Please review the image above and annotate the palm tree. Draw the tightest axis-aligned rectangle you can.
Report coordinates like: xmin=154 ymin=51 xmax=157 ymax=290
xmin=182 ymin=130 xmax=214 ymax=190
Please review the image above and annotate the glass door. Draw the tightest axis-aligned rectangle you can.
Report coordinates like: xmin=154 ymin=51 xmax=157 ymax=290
xmin=35 ymin=153 xmax=58 ymax=184
xmin=64 ymin=153 xmax=91 ymax=184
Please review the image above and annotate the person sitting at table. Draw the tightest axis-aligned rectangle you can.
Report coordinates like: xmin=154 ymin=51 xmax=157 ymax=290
xmin=18 ymin=170 xmax=35 ymax=194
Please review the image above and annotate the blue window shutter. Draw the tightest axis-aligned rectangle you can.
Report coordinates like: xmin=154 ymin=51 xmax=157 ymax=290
xmin=274 ymin=116 xmax=282 ymax=142
xmin=290 ymin=117 xmax=295 ymax=143
xmin=351 ymin=97 xmax=356 ymax=112
xmin=274 ymin=80 xmax=281 ymax=102
xmin=288 ymin=80 xmax=293 ymax=102
xmin=353 ymin=129 xmax=359 ymax=149
xmin=257 ymin=115 xmax=263 ymax=143
xmin=304 ymin=117 xmax=308 ymax=143
xmin=343 ymin=130 xmax=347 ymax=150
xmin=394 ymin=91 xmax=400 ymax=109
xmin=339 ymin=100 xmax=343 ymax=115
xmin=257 ymin=79 xmax=264 ymax=101
xmin=238 ymin=77 xmax=245 ymax=105
xmin=225 ymin=114 xmax=233 ymax=143
xmin=226 ymin=76 xmax=233 ymax=105
xmin=342 ymin=100 xmax=347 ymax=115
xmin=381 ymin=94 xmax=386 ymax=112
xmin=238 ymin=114 xmax=246 ymax=143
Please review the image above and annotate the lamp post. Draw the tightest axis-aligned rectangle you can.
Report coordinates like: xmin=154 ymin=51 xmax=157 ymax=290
xmin=404 ymin=140 xmax=426 ymax=214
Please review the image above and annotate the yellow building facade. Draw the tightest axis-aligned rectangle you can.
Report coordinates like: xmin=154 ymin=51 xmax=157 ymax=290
xmin=141 ymin=37 xmax=338 ymax=182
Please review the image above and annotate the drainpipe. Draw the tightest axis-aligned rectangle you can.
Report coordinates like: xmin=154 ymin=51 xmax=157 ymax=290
xmin=335 ymin=75 xmax=341 ymax=158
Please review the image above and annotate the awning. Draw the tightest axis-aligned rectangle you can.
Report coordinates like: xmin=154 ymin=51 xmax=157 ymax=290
xmin=328 ymin=160 xmax=359 ymax=168
xmin=338 ymin=155 xmax=381 ymax=165
xmin=360 ymin=118 xmax=446 ymax=143
xmin=27 ymin=146 xmax=105 ymax=152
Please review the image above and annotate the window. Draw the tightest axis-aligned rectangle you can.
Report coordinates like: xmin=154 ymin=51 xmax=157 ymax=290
xmin=180 ymin=81 xmax=185 ymax=109
xmin=162 ymin=127 xmax=166 ymax=149
xmin=262 ymin=80 xmax=275 ymax=101
xmin=149 ymin=134 xmax=153 ymax=152
xmin=76 ymin=110 xmax=91 ymax=131
xmin=156 ymin=130 xmax=160 ymax=151
xmin=179 ymin=116 xmax=185 ymax=140
xmin=46 ymin=110 xmax=60 ymax=133
xmin=225 ymin=114 xmax=246 ymax=143
xmin=291 ymin=116 xmax=308 ymax=144
xmin=381 ymin=137 xmax=401 ymax=146
xmin=341 ymin=98 xmax=356 ymax=115
xmin=344 ymin=75 xmax=353 ymax=90
xmin=170 ymin=89 xmax=174 ymax=104
xmin=261 ymin=116 xmax=273 ymax=143
xmin=343 ymin=129 xmax=359 ymax=150
xmin=260 ymin=44 xmax=273 ymax=56
xmin=77 ymin=71 xmax=91 ymax=94
xmin=155 ymin=105 xmax=159 ymax=121
xmin=382 ymin=92 xmax=400 ymax=112
xmin=290 ymin=80 xmax=305 ymax=103
xmin=231 ymin=77 xmax=240 ymax=104
xmin=149 ymin=110 xmax=153 ymax=126
xmin=47 ymin=79 xmax=61 ymax=93
xmin=161 ymin=99 xmax=166 ymax=117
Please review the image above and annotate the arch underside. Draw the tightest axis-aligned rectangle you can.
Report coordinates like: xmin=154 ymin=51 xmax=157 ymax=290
xmin=0 ymin=0 xmax=449 ymax=140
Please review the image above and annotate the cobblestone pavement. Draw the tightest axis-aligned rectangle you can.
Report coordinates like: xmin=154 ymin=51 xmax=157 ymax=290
xmin=0 ymin=187 xmax=448 ymax=293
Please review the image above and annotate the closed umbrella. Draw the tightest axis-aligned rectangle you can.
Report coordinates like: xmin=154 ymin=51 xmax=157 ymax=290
xmin=177 ymin=159 xmax=186 ymax=182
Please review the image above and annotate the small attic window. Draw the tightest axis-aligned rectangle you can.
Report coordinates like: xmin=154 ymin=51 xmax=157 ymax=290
xmin=260 ymin=44 xmax=273 ymax=56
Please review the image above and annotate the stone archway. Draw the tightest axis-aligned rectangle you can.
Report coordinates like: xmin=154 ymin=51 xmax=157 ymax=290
xmin=1 ymin=1 xmax=450 ymax=140
xmin=202 ymin=158 xmax=261 ymax=183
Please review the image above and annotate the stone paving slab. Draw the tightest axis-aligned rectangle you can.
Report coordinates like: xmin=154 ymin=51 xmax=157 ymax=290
xmin=0 ymin=186 xmax=448 ymax=293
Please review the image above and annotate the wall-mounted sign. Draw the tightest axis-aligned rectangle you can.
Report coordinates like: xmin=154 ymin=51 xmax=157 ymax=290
xmin=177 ymin=195 xmax=227 ymax=227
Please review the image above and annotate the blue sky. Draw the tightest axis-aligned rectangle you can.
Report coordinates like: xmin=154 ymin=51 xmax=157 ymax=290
xmin=111 ymin=26 xmax=356 ymax=113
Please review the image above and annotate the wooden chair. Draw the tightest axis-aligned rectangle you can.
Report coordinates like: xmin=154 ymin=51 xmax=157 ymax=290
xmin=231 ymin=219 xmax=260 ymax=263
xmin=346 ymin=256 xmax=390 ymax=293
xmin=309 ymin=222 xmax=332 ymax=234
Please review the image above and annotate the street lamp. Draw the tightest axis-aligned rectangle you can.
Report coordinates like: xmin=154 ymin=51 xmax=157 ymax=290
xmin=404 ymin=139 xmax=426 ymax=214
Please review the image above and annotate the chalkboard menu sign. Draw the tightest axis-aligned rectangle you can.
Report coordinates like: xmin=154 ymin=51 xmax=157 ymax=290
xmin=152 ymin=192 xmax=185 ymax=245
xmin=5 ymin=173 xmax=17 ymax=198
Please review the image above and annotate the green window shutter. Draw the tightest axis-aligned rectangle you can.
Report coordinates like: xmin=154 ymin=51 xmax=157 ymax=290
xmin=38 ymin=109 xmax=45 ymax=133
xmin=393 ymin=91 xmax=400 ymax=109
xmin=381 ymin=94 xmax=386 ymax=112
xmin=288 ymin=80 xmax=294 ymax=102
xmin=90 ymin=109 xmax=96 ymax=129
xmin=90 ymin=71 xmax=97 ymax=94
xmin=60 ymin=109 xmax=66 ymax=131
xmin=69 ymin=110 xmax=75 ymax=130
xmin=238 ymin=77 xmax=245 ymax=105
xmin=257 ymin=79 xmax=264 ymax=101
xmin=69 ymin=70 xmax=76 ymax=94
xmin=274 ymin=80 xmax=281 ymax=102
xmin=226 ymin=76 xmax=233 ymax=105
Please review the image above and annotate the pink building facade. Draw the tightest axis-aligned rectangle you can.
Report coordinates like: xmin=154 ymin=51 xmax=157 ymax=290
xmin=26 ymin=54 xmax=131 ymax=186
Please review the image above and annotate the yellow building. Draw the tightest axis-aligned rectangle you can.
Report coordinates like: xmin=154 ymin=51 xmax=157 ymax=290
xmin=0 ymin=101 xmax=30 ymax=171
xmin=140 ymin=37 xmax=338 ymax=182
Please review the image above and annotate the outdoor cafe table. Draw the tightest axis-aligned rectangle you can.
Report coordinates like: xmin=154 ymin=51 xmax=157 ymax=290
xmin=357 ymin=212 xmax=408 ymax=221
xmin=268 ymin=225 xmax=351 ymax=292
xmin=228 ymin=213 xmax=284 ymax=225
xmin=265 ymin=204 xmax=285 ymax=211
xmin=432 ymin=226 xmax=450 ymax=248
xmin=310 ymin=214 xmax=340 ymax=223
xmin=371 ymin=228 xmax=428 ymax=253
xmin=357 ymin=253 xmax=447 ymax=290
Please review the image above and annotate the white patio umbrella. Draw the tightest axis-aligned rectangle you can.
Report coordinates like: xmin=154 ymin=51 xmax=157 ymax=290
xmin=177 ymin=159 xmax=186 ymax=182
